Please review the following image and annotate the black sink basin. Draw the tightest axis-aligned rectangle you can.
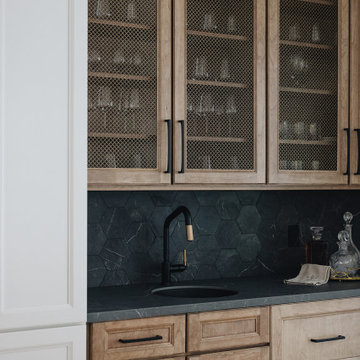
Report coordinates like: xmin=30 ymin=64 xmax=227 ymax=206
xmin=152 ymin=285 xmax=238 ymax=298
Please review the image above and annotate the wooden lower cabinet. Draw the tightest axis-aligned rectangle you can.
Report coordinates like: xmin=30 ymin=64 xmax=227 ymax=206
xmin=271 ymin=298 xmax=360 ymax=360
xmin=187 ymin=347 xmax=269 ymax=360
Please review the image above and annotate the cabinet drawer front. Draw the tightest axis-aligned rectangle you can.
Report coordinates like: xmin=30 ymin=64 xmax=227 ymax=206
xmin=187 ymin=307 xmax=269 ymax=353
xmin=91 ymin=315 xmax=185 ymax=360
xmin=272 ymin=298 xmax=360 ymax=360
xmin=188 ymin=347 xmax=269 ymax=360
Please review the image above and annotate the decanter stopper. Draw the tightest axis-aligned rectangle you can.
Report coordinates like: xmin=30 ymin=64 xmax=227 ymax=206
xmin=344 ymin=211 xmax=353 ymax=225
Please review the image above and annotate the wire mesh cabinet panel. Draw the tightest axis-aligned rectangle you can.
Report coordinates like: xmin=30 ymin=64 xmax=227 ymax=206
xmin=268 ymin=0 xmax=349 ymax=184
xmin=88 ymin=0 xmax=171 ymax=187
xmin=173 ymin=0 xmax=266 ymax=184
xmin=350 ymin=0 xmax=360 ymax=185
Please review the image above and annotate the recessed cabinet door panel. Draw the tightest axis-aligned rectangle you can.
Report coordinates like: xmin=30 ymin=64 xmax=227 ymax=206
xmin=187 ymin=347 xmax=269 ymax=360
xmin=268 ymin=0 xmax=349 ymax=184
xmin=0 ymin=0 xmax=87 ymax=331
xmin=0 ymin=325 xmax=86 ymax=360
xmin=350 ymin=0 xmax=360 ymax=184
xmin=87 ymin=0 xmax=172 ymax=187
xmin=174 ymin=0 xmax=266 ymax=184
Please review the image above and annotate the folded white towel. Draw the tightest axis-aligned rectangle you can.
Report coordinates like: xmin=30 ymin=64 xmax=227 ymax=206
xmin=284 ymin=263 xmax=331 ymax=286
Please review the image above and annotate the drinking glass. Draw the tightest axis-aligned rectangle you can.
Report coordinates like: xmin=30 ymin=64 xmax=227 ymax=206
xmin=294 ymin=122 xmax=305 ymax=140
xmin=227 ymin=15 xmax=237 ymax=33
xmin=309 ymin=123 xmax=321 ymax=140
xmin=311 ymin=23 xmax=321 ymax=43
xmin=289 ymin=23 xmax=301 ymax=41
xmin=193 ymin=56 xmax=208 ymax=79
xmin=113 ymin=48 xmax=126 ymax=72
xmin=127 ymin=0 xmax=138 ymax=21
xmin=97 ymin=86 xmax=113 ymax=129
xmin=203 ymin=12 xmax=216 ymax=31
xmin=312 ymin=160 xmax=320 ymax=170
xmin=105 ymin=153 xmax=117 ymax=168
xmin=280 ymin=160 xmax=288 ymax=170
xmin=226 ymin=95 xmax=237 ymax=114
xmin=88 ymin=48 xmax=102 ymax=71
xmin=220 ymin=58 xmax=231 ymax=81
xmin=279 ymin=121 xmax=289 ymax=139
xmin=96 ymin=0 xmax=111 ymax=18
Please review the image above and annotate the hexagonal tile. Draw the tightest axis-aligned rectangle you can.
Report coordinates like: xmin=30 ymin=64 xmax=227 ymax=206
xmin=170 ymin=221 xmax=198 ymax=262
xmin=196 ymin=264 xmax=220 ymax=280
xmin=216 ymin=221 xmax=242 ymax=248
xmin=150 ymin=206 xmax=173 ymax=237
xmin=237 ymin=234 xmax=261 ymax=262
xmin=124 ymin=222 xmax=155 ymax=253
xmin=194 ymin=206 xmax=221 ymax=235
xmin=88 ymin=256 xmax=106 ymax=287
xmin=88 ymin=223 xmax=107 ymax=255
xmin=256 ymin=191 xmax=281 ymax=220
xmin=101 ymin=191 xmax=130 ymax=208
xmin=150 ymin=191 xmax=177 ymax=206
xmin=125 ymin=192 xmax=155 ymax=222
xmin=172 ymin=263 xmax=199 ymax=282
xmin=237 ymin=206 xmax=261 ymax=234
xmin=172 ymin=191 xmax=200 ymax=217
xmin=195 ymin=191 xmax=220 ymax=206
xmin=101 ymin=207 xmax=131 ymax=239
xmin=198 ymin=235 xmax=218 ymax=251
xmin=101 ymin=269 xmax=130 ymax=286
xmin=216 ymin=192 xmax=241 ymax=220
xmin=276 ymin=203 xmax=299 ymax=232
xmin=88 ymin=192 xmax=107 ymax=224
xmin=123 ymin=252 xmax=157 ymax=284
xmin=237 ymin=191 xmax=261 ymax=205
xmin=100 ymin=238 xmax=129 ymax=270
xmin=215 ymin=249 xmax=241 ymax=278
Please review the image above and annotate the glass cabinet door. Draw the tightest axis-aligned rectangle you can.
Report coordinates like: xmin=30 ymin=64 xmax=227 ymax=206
xmin=268 ymin=0 xmax=349 ymax=184
xmin=173 ymin=0 xmax=266 ymax=184
xmin=88 ymin=0 xmax=171 ymax=188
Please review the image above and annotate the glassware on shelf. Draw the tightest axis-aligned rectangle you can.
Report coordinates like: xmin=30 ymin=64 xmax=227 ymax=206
xmin=311 ymin=23 xmax=321 ymax=43
xmin=280 ymin=160 xmax=288 ymax=170
xmin=227 ymin=15 xmax=237 ymax=33
xmin=105 ymin=153 xmax=117 ymax=168
xmin=294 ymin=121 xmax=305 ymax=140
xmin=193 ymin=56 xmax=209 ymax=79
xmin=226 ymin=95 xmax=237 ymax=114
xmin=96 ymin=0 xmax=111 ymax=18
xmin=279 ymin=120 xmax=290 ymax=139
xmin=289 ymin=54 xmax=309 ymax=86
xmin=311 ymin=160 xmax=320 ymax=171
xmin=88 ymin=48 xmax=102 ymax=71
xmin=127 ymin=0 xmax=138 ymax=21
xmin=305 ymin=226 xmax=328 ymax=265
xmin=199 ymin=155 xmax=211 ymax=169
xmin=113 ymin=48 xmax=126 ymax=72
xmin=290 ymin=160 xmax=303 ymax=170
xmin=203 ymin=12 xmax=217 ymax=31
xmin=289 ymin=23 xmax=301 ymax=41
xmin=133 ymin=153 xmax=142 ymax=168
xmin=231 ymin=155 xmax=239 ymax=169
xmin=330 ymin=228 xmax=360 ymax=280
xmin=97 ymin=86 xmax=113 ymax=129
xmin=220 ymin=58 xmax=231 ymax=81
xmin=309 ymin=123 xmax=321 ymax=141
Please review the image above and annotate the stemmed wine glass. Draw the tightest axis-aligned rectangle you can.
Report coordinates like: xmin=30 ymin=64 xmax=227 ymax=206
xmin=97 ymin=86 xmax=113 ymax=130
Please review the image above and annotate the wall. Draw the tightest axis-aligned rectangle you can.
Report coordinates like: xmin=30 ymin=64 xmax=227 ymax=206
xmin=88 ymin=190 xmax=360 ymax=287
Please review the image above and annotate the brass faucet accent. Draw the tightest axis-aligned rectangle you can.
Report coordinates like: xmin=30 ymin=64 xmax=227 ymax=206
xmin=162 ymin=206 xmax=194 ymax=285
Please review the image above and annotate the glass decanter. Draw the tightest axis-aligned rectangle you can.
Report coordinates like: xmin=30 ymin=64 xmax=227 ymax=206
xmin=330 ymin=228 xmax=360 ymax=280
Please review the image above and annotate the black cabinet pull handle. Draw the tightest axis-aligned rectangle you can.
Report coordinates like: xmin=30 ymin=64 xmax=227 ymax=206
xmin=354 ymin=129 xmax=360 ymax=175
xmin=119 ymin=335 xmax=163 ymax=344
xmin=179 ymin=120 xmax=185 ymax=173
xmin=310 ymin=335 xmax=345 ymax=343
xmin=344 ymin=128 xmax=350 ymax=175
xmin=165 ymin=120 xmax=172 ymax=174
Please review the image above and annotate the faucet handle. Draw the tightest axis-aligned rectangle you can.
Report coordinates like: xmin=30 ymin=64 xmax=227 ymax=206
xmin=186 ymin=225 xmax=194 ymax=241
xmin=183 ymin=249 xmax=187 ymax=267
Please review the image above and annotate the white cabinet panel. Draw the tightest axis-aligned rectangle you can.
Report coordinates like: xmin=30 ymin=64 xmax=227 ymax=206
xmin=0 ymin=325 xmax=86 ymax=360
xmin=0 ymin=0 xmax=87 ymax=331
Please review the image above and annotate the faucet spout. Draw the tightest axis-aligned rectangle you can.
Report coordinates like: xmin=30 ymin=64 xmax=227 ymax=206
xmin=162 ymin=206 xmax=194 ymax=285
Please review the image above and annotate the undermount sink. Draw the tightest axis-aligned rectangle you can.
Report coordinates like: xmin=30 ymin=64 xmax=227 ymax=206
xmin=152 ymin=285 xmax=238 ymax=298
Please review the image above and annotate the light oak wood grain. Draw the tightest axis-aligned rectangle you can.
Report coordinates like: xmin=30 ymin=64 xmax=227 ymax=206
xmin=187 ymin=307 xmax=269 ymax=353
xmin=90 ymin=315 xmax=185 ymax=360
xmin=187 ymin=347 xmax=269 ymax=360
xmin=271 ymin=298 xmax=360 ymax=360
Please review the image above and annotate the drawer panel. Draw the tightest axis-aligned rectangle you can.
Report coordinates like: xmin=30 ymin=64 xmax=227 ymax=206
xmin=188 ymin=346 xmax=269 ymax=360
xmin=271 ymin=298 xmax=360 ymax=360
xmin=90 ymin=315 xmax=185 ymax=360
xmin=187 ymin=307 xmax=270 ymax=353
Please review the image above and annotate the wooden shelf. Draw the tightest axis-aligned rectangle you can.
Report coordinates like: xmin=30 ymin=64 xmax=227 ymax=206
xmin=89 ymin=72 xmax=153 ymax=82
xmin=280 ymin=40 xmax=333 ymax=50
xmin=188 ymin=136 xmax=247 ymax=143
xmin=89 ymin=132 xmax=155 ymax=140
xmin=299 ymin=0 xmax=334 ymax=6
xmin=279 ymin=139 xmax=336 ymax=146
xmin=188 ymin=79 xmax=248 ymax=89
xmin=187 ymin=30 xmax=248 ymax=41
xmin=280 ymin=87 xmax=334 ymax=95
xmin=88 ymin=18 xmax=152 ymax=30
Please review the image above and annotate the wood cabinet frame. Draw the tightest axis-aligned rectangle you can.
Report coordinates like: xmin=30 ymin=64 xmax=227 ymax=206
xmin=268 ymin=0 xmax=349 ymax=185
xmin=173 ymin=0 xmax=266 ymax=184
xmin=88 ymin=0 xmax=172 ymax=187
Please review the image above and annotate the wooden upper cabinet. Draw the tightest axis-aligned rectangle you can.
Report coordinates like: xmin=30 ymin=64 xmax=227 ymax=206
xmin=173 ymin=0 xmax=266 ymax=184
xmin=88 ymin=0 xmax=172 ymax=187
xmin=268 ymin=0 xmax=349 ymax=184
xmin=350 ymin=0 xmax=360 ymax=184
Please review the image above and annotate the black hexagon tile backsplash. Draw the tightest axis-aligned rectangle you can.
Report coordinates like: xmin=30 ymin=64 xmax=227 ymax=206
xmin=88 ymin=190 xmax=360 ymax=287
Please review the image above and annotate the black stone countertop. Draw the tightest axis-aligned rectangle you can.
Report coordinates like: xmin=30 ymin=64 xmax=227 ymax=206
xmin=87 ymin=276 xmax=360 ymax=323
